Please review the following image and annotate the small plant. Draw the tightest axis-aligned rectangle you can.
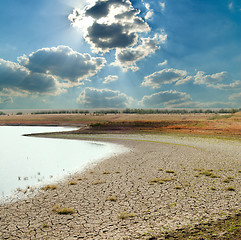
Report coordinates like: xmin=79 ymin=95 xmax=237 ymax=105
xmin=41 ymin=184 xmax=57 ymax=191
xmin=225 ymin=187 xmax=235 ymax=191
xmin=115 ymin=171 xmax=120 ymax=173
xmin=175 ymin=186 xmax=182 ymax=189
xmin=52 ymin=206 xmax=75 ymax=215
xmin=149 ymin=177 xmax=175 ymax=184
xmin=119 ymin=212 xmax=135 ymax=219
xmin=42 ymin=223 xmax=50 ymax=228
xmin=199 ymin=170 xmax=212 ymax=176
xmin=69 ymin=180 xmax=77 ymax=185
xmin=93 ymin=180 xmax=106 ymax=185
xmin=106 ymin=196 xmax=117 ymax=201
xmin=198 ymin=170 xmax=219 ymax=178
xmin=223 ymin=179 xmax=231 ymax=183
xmin=211 ymin=187 xmax=216 ymax=191
xmin=77 ymin=177 xmax=82 ymax=181
xmin=166 ymin=170 xmax=175 ymax=174
xmin=103 ymin=171 xmax=111 ymax=174
xmin=158 ymin=168 xmax=163 ymax=171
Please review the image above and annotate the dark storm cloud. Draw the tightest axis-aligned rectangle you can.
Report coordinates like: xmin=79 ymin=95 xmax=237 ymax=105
xmin=69 ymin=0 xmax=150 ymax=53
xmin=19 ymin=45 xmax=106 ymax=83
xmin=85 ymin=0 xmax=130 ymax=19
xmin=0 ymin=58 xmax=59 ymax=95
xmin=86 ymin=22 xmax=137 ymax=50
xmin=78 ymin=87 xmax=132 ymax=108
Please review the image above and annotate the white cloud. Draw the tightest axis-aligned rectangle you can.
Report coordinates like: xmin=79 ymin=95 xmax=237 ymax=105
xmin=158 ymin=60 xmax=168 ymax=67
xmin=0 ymin=95 xmax=13 ymax=104
xmin=141 ymin=68 xmax=189 ymax=88
xmin=214 ymin=80 xmax=241 ymax=90
xmin=194 ymin=71 xmax=227 ymax=85
xmin=103 ymin=75 xmax=118 ymax=84
xmin=144 ymin=3 xmax=150 ymax=10
xmin=18 ymin=45 xmax=106 ymax=84
xmin=113 ymin=33 xmax=167 ymax=71
xmin=229 ymin=2 xmax=233 ymax=9
xmin=160 ymin=2 xmax=165 ymax=12
xmin=139 ymin=90 xmax=191 ymax=107
xmin=145 ymin=10 xmax=154 ymax=20
xmin=194 ymin=71 xmax=241 ymax=90
xmin=77 ymin=87 xmax=132 ymax=108
xmin=229 ymin=92 xmax=241 ymax=101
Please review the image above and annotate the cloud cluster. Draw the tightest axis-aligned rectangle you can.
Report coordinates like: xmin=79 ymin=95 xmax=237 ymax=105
xmin=194 ymin=71 xmax=227 ymax=85
xmin=0 ymin=58 xmax=60 ymax=95
xmin=19 ymin=45 xmax=106 ymax=84
xmin=78 ymin=87 xmax=132 ymax=108
xmin=140 ymin=90 xmax=191 ymax=107
xmin=0 ymin=45 xmax=108 ymax=103
xmin=103 ymin=75 xmax=118 ymax=84
xmin=141 ymin=68 xmax=190 ymax=88
xmin=229 ymin=92 xmax=241 ymax=101
xmin=69 ymin=0 xmax=165 ymax=71
xmin=114 ymin=33 xmax=167 ymax=71
xmin=194 ymin=71 xmax=241 ymax=90
xmin=69 ymin=0 xmax=150 ymax=53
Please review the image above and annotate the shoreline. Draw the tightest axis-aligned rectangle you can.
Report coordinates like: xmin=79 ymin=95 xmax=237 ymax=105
xmin=1 ymin=132 xmax=240 ymax=239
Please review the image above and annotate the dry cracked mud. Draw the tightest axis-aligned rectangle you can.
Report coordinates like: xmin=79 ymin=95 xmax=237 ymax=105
xmin=0 ymin=134 xmax=240 ymax=239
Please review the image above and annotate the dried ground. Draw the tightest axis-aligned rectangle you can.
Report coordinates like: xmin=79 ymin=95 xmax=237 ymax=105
xmin=0 ymin=132 xmax=241 ymax=239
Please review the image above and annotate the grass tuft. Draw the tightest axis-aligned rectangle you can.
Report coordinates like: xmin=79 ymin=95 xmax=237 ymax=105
xmin=225 ymin=187 xmax=235 ymax=191
xmin=119 ymin=212 xmax=135 ymax=219
xmin=69 ymin=180 xmax=77 ymax=185
xmin=41 ymin=184 xmax=57 ymax=191
xmin=106 ymin=196 xmax=117 ymax=201
xmin=93 ymin=180 xmax=106 ymax=185
xmin=52 ymin=206 xmax=75 ymax=215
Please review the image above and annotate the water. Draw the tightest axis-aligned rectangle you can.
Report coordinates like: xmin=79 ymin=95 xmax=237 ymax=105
xmin=0 ymin=126 xmax=125 ymax=202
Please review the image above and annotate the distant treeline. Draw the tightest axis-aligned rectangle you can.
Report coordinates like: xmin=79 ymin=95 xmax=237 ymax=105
xmin=31 ymin=109 xmax=121 ymax=115
xmin=31 ymin=110 xmax=90 ymax=115
xmin=1 ymin=108 xmax=240 ymax=116
xmin=31 ymin=108 xmax=240 ymax=115
xmin=122 ymin=108 xmax=241 ymax=114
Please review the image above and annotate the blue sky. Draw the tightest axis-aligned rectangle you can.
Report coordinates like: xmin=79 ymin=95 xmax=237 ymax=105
xmin=0 ymin=0 xmax=241 ymax=109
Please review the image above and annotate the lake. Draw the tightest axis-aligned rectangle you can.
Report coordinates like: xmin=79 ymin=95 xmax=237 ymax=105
xmin=0 ymin=126 xmax=125 ymax=202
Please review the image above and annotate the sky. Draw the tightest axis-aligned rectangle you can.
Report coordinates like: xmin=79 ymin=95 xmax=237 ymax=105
xmin=0 ymin=0 xmax=241 ymax=109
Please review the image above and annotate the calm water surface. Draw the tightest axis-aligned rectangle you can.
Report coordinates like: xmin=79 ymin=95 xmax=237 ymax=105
xmin=0 ymin=126 xmax=124 ymax=201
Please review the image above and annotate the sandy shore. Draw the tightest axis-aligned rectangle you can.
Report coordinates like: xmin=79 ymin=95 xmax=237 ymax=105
xmin=0 ymin=133 xmax=241 ymax=239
